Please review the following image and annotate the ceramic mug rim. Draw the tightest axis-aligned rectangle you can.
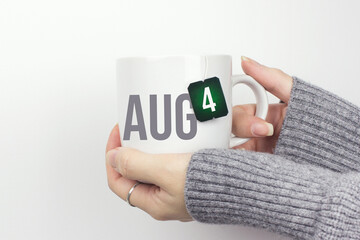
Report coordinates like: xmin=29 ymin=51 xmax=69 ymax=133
xmin=116 ymin=54 xmax=232 ymax=62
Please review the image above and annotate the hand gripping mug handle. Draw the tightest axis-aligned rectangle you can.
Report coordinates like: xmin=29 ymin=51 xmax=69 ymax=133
xmin=229 ymin=74 xmax=269 ymax=147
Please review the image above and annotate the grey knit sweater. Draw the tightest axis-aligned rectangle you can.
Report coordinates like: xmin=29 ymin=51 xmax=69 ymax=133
xmin=184 ymin=78 xmax=360 ymax=240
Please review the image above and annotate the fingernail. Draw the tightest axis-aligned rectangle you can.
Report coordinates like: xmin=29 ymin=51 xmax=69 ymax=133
xmin=251 ymin=122 xmax=274 ymax=137
xmin=107 ymin=149 xmax=119 ymax=168
xmin=241 ymin=56 xmax=261 ymax=66
xmin=241 ymin=56 xmax=250 ymax=62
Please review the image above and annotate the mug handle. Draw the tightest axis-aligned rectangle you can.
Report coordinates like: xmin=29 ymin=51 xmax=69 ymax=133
xmin=229 ymin=74 xmax=269 ymax=147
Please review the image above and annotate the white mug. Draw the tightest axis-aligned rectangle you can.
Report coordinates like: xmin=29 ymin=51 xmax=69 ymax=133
xmin=117 ymin=55 xmax=268 ymax=153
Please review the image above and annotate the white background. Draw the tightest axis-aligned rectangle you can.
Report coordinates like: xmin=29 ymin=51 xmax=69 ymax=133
xmin=1 ymin=0 xmax=360 ymax=239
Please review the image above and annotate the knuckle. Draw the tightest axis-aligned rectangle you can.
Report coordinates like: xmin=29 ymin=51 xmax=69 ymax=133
xmin=273 ymin=67 xmax=284 ymax=75
xmin=232 ymin=104 xmax=255 ymax=117
xmin=232 ymin=105 xmax=246 ymax=114
xmin=151 ymin=211 xmax=168 ymax=221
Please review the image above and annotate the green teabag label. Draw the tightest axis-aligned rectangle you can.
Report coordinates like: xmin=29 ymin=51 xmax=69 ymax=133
xmin=187 ymin=77 xmax=228 ymax=122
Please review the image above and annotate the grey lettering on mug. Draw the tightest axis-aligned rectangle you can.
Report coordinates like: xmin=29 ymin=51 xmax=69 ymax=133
xmin=150 ymin=94 xmax=171 ymax=140
xmin=123 ymin=95 xmax=147 ymax=140
xmin=176 ymin=93 xmax=197 ymax=140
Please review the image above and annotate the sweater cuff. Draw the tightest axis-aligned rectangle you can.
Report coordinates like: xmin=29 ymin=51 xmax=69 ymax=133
xmin=185 ymin=148 xmax=338 ymax=239
xmin=185 ymin=149 xmax=360 ymax=239
xmin=275 ymin=77 xmax=360 ymax=172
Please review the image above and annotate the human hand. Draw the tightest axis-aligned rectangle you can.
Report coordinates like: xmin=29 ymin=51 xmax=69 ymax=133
xmin=105 ymin=125 xmax=193 ymax=221
xmin=232 ymin=56 xmax=293 ymax=153
xmin=105 ymin=56 xmax=294 ymax=221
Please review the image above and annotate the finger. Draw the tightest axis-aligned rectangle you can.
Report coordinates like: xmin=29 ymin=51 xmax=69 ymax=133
xmin=232 ymin=105 xmax=273 ymax=138
xmin=106 ymin=124 xmax=121 ymax=153
xmin=241 ymin=56 xmax=293 ymax=103
xmin=105 ymin=124 xmax=122 ymax=186
xmin=107 ymin=175 xmax=158 ymax=211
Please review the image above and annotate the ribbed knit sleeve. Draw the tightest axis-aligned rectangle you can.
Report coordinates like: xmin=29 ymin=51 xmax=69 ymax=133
xmin=275 ymin=77 xmax=360 ymax=173
xmin=185 ymin=149 xmax=360 ymax=239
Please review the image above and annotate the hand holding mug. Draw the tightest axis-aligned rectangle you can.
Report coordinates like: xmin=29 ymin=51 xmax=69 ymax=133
xmin=232 ymin=56 xmax=293 ymax=153
xmin=105 ymin=57 xmax=293 ymax=221
xmin=117 ymin=55 xmax=268 ymax=153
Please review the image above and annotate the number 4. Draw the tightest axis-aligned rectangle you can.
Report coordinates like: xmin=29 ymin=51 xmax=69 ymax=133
xmin=202 ymin=86 xmax=216 ymax=112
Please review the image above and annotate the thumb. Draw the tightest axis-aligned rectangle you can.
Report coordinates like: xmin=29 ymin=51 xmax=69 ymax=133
xmin=106 ymin=147 xmax=190 ymax=191
xmin=106 ymin=147 xmax=163 ymax=185
xmin=232 ymin=105 xmax=274 ymax=138
xmin=241 ymin=56 xmax=293 ymax=103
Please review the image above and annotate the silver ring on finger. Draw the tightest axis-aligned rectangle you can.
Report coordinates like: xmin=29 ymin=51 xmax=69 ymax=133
xmin=126 ymin=182 xmax=142 ymax=207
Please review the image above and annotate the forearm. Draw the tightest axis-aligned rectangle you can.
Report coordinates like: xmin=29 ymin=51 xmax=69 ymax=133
xmin=275 ymin=77 xmax=360 ymax=172
xmin=185 ymin=149 xmax=360 ymax=240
